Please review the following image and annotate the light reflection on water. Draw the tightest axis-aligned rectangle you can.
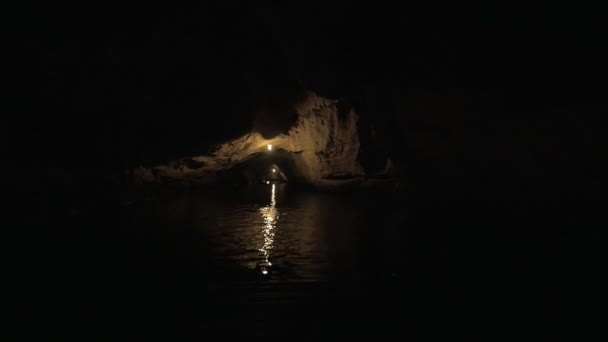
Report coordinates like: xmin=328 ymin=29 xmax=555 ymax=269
xmin=138 ymin=184 xmax=392 ymax=281
xmin=202 ymin=184 xmax=342 ymax=280
xmin=259 ymin=184 xmax=277 ymax=270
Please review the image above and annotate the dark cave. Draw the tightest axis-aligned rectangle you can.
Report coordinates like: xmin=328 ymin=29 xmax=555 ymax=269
xmin=217 ymin=150 xmax=294 ymax=187
xmin=8 ymin=2 xmax=603 ymax=339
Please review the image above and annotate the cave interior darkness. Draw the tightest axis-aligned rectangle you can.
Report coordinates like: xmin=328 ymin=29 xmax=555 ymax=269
xmin=7 ymin=2 xmax=604 ymax=339
xmin=218 ymin=149 xmax=292 ymax=186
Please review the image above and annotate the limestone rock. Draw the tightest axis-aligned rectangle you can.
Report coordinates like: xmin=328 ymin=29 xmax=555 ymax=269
xmin=134 ymin=92 xmax=364 ymax=187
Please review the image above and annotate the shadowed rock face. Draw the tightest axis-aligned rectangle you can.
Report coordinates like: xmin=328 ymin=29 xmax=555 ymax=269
xmin=135 ymin=92 xmax=365 ymax=188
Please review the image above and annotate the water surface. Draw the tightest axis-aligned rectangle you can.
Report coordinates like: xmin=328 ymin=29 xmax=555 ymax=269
xmin=132 ymin=183 xmax=401 ymax=282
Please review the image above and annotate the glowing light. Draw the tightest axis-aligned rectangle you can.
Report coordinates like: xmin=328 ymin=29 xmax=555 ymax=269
xmin=267 ymin=144 xmax=272 ymax=151
xmin=259 ymin=184 xmax=278 ymax=268
xmin=272 ymin=168 xmax=276 ymax=173
xmin=266 ymin=181 xmax=270 ymax=184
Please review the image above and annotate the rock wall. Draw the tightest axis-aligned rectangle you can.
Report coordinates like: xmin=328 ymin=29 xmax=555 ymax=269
xmin=134 ymin=92 xmax=364 ymax=187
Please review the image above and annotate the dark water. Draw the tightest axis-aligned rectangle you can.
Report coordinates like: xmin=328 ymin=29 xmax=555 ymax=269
xmin=131 ymin=183 xmax=402 ymax=283
xmin=35 ymin=183 xmax=594 ymax=338
xmin=67 ymin=184 xmax=409 ymax=337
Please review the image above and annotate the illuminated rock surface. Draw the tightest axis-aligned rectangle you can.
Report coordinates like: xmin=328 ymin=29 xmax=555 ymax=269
xmin=135 ymin=92 xmax=364 ymax=188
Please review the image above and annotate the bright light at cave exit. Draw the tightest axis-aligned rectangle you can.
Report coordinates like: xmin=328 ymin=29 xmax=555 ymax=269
xmin=267 ymin=144 xmax=272 ymax=151
xmin=259 ymin=184 xmax=277 ymax=269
